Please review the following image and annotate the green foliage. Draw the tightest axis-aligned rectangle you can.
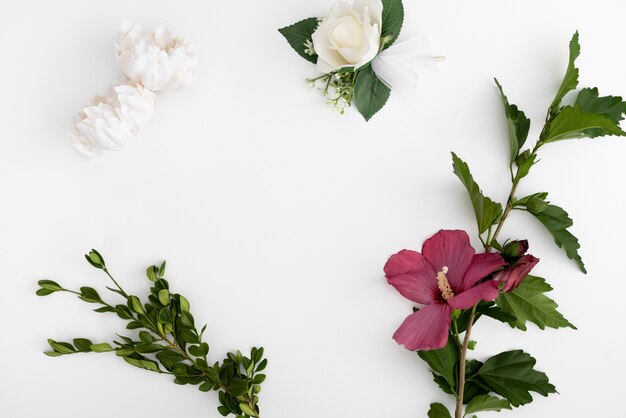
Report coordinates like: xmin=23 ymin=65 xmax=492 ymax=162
xmin=497 ymin=275 xmax=575 ymax=331
xmin=541 ymin=33 xmax=626 ymax=143
xmin=278 ymin=18 xmax=319 ymax=64
xmin=39 ymin=250 xmax=267 ymax=418
xmin=477 ymin=350 xmax=556 ymax=407
xmin=516 ymin=196 xmax=586 ymax=273
xmin=380 ymin=0 xmax=404 ymax=48
xmin=542 ymin=105 xmax=626 ymax=143
xmin=353 ymin=66 xmax=391 ymax=121
xmin=495 ymin=79 xmax=530 ymax=162
xmin=428 ymin=403 xmax=452 ymax=418
xmin=418 ymin=336 xmax=458 ymax=395
xmin=451 ymin=152 xmax=503 ymax=234
xmin=549 ymin=32 xmax=580 ymax=116
xmin=464 ymin=394 xmax=511 ymax=415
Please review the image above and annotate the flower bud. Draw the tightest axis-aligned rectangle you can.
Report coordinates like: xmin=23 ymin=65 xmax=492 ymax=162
xmin=502 ymin=239 xmax=529 ymax=258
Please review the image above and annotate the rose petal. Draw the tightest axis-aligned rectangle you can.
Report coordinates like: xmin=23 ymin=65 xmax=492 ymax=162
xmin=462 ymin=252 xmax=507 ymax=291
xmin=448 ymin=281 xmax=499 ymax=310
xmin=384 ymin=250 xmax=438 ymax=305
xmin=393 ymin=302 xmax=452 ymax=351
xmin=422 ymin=230 xmax=474 ymax=291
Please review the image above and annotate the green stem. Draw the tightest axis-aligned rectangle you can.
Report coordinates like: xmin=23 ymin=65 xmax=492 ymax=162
xmin=455 ymin=305 xmax=478 ymax=418
xmin=103 ymin=267 xmax=129 ymax=298
xmin=456 ymin=143 xmax=543 ymax=417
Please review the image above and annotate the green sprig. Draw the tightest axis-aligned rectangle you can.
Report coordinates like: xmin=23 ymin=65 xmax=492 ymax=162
xmin=38 ymin=250 xmax=267 ymax=418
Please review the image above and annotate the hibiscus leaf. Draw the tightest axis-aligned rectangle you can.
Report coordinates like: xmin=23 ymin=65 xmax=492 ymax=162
xmin=463 ymin=360 xmax=490 ymax=404
xmin=427 ymin=403 xmax=452 ymax=418
xmin=477 ymin=350 xmax=556 ymax=407
xmin=464 ymin=394 xmax=512 ymax=415
xmin=278 ymin=18 xmax=319 ymax=64
xmin=496 ymin=275 xmax=576 ymax=331
xmin=353 ymin=66 xmax=391 ymax=121
xmin=418 ymin=335 xmax=458 ymax=395
xmin=541 ymin=105 xmax=626 ymax=143
xmin=495 ymin=79 xmax=530 ymax=162
xmin=549 ymin=32 xmax=580 ymax=116
xmin=451 ymin=152 xmax=503 ymax=234
xmin=381 ymin=0 xmax=404 ymax=48
xmin=574 ymin=87 xmax=626 ymax=123
xmin=522 ymin=202 xmax=586 ymax=273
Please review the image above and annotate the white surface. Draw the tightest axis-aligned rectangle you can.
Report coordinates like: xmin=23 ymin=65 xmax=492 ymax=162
xmin=1 ymin=1 xmax=625 ymax=417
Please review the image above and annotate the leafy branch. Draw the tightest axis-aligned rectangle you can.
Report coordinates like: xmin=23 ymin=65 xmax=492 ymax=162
xmin=38 ymin=250 xmax=267 ymax=418
xmin=423 ymin=31 xmax=626 ymax=418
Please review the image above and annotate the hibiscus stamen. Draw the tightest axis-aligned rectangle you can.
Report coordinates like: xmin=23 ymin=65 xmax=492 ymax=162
xmin=437 ymin=266 xmax=455 ymax=300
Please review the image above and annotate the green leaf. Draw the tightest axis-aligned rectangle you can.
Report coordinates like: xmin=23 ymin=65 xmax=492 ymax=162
xmin=139 ymin=331 xmax=154 ymax=344
xmin=79 ymin=287 xmax=101 ymax=303
xmin=124 ymin=357 xmax=160 ymax=372
xmin=495 ymin=79 xmax=530 ymax=162
xmin=156 ymin=349 xmax=185 ymax=368
xmin=481 ymin=305 xmax=518 ymax=324
xmin=380 ymin=0 xmax=404 ymax=48
xmin=73 ymin=338 xmax=93 ymax=352
xmin=496 ymin=275 xmax=576 ymax=331
xmin=477 ymin=350 xmax=556 ymax=407
xmin=158 ymin=307 xmax=172 ymax=323
xmin=239 ymin=403 xmax=257 ymax=417
xmin=514 ymin=151 xmax=536 ymax=181
xmin=524 ymin=203 xmax=586 ymax=273
xmin=427 ymin=403 xmax=452 ymax=418
xmin=418 ymin=335 xmax=458 ymax=394
xmin=278 ymin=18 xmax=319 ymax=64
xmin=90 ymin=342 xmax=114 ymax=352
xmin=575 ymin=87 xmax=626 ymax=123
xmin=542 ymin=105 xmax=626 ymax=143
xmin=38 ymin=280 xmax=63 ymax=292
xmin=146 ymin=266 xmax=158 ymax=282
xmin=115 ymin=304 xmax=134 ymax=320
xmin=549 ymin=32 xmax=580 ymax=116
xmin=463 ymin=360 xmax=490 ymax=404
xmin=451 ymin=152 xmax=503 ymax=234
xmin=36 ymin=288 xmax=54 ymax=296
xmin=179 ymin=295 xmax=190 ymax=312
xmin=129 ymin=295 xmax=145 ymax=315
xmin=94 ymin=306 xmax=115 ymax=313
xmin=47 ymin=339 xmax=76 ymax=354
xmin=180 ymin=311 xmax=195 ymax=328
xmin=353 ymin=66 xmax=391 ymax=121
xmin=464 ymin=395 xmax=512 ymax=415
xmin=227 ymin=378 xmax=248 ymax=397
xmin=158 ymin=289 xmax=170 ymax=306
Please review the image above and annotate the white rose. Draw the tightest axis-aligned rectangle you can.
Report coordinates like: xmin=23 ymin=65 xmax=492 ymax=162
xmin=311 ymin=0 xmax=383 ymax=73
xmin=70 ymin=82 xmax=157 ymax=157
xmin=114 ymin=22 xmax=198 ymax=91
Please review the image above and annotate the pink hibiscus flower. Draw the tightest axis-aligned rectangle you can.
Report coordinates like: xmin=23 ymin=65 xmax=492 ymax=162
xmin=384 ymin=230 xmax=507 ymax=351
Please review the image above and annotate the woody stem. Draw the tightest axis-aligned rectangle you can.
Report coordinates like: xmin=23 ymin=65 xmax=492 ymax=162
xmin=454 ymin=304 xmax=477 ymax=418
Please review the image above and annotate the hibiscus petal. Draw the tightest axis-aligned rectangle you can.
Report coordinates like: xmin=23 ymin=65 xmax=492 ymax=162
xmin=384 ymin=250 xmax=438 ymax=304
xmin=462 ymin=253 xmax=507 ymax=291
xmin=422 ymin=230 xmax=474 ymax=291
xmin=498 ymin=255 xmax=540 ymax=292
xmin=448 ymin=281 xmax=499 ymax=310
xmin=393 ymin=302 xmax=451 ymax=351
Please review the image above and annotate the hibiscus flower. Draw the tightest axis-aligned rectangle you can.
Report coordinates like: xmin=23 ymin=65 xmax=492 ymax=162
xmin=384 ymin=230 xmax=507 ymax=351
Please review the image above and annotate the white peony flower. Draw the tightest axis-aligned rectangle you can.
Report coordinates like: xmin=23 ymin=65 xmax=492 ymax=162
xmin=311 ymin=0 xmax=383 ymax=74
xmin=70 ymin=82 xmax=157 ymax=157
xmin=115 ymin=22 xmax=198 ymax=91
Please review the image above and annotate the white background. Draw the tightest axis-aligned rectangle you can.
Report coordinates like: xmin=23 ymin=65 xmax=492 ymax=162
xmin=1 ymin=0 xmax=625 ymax=417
